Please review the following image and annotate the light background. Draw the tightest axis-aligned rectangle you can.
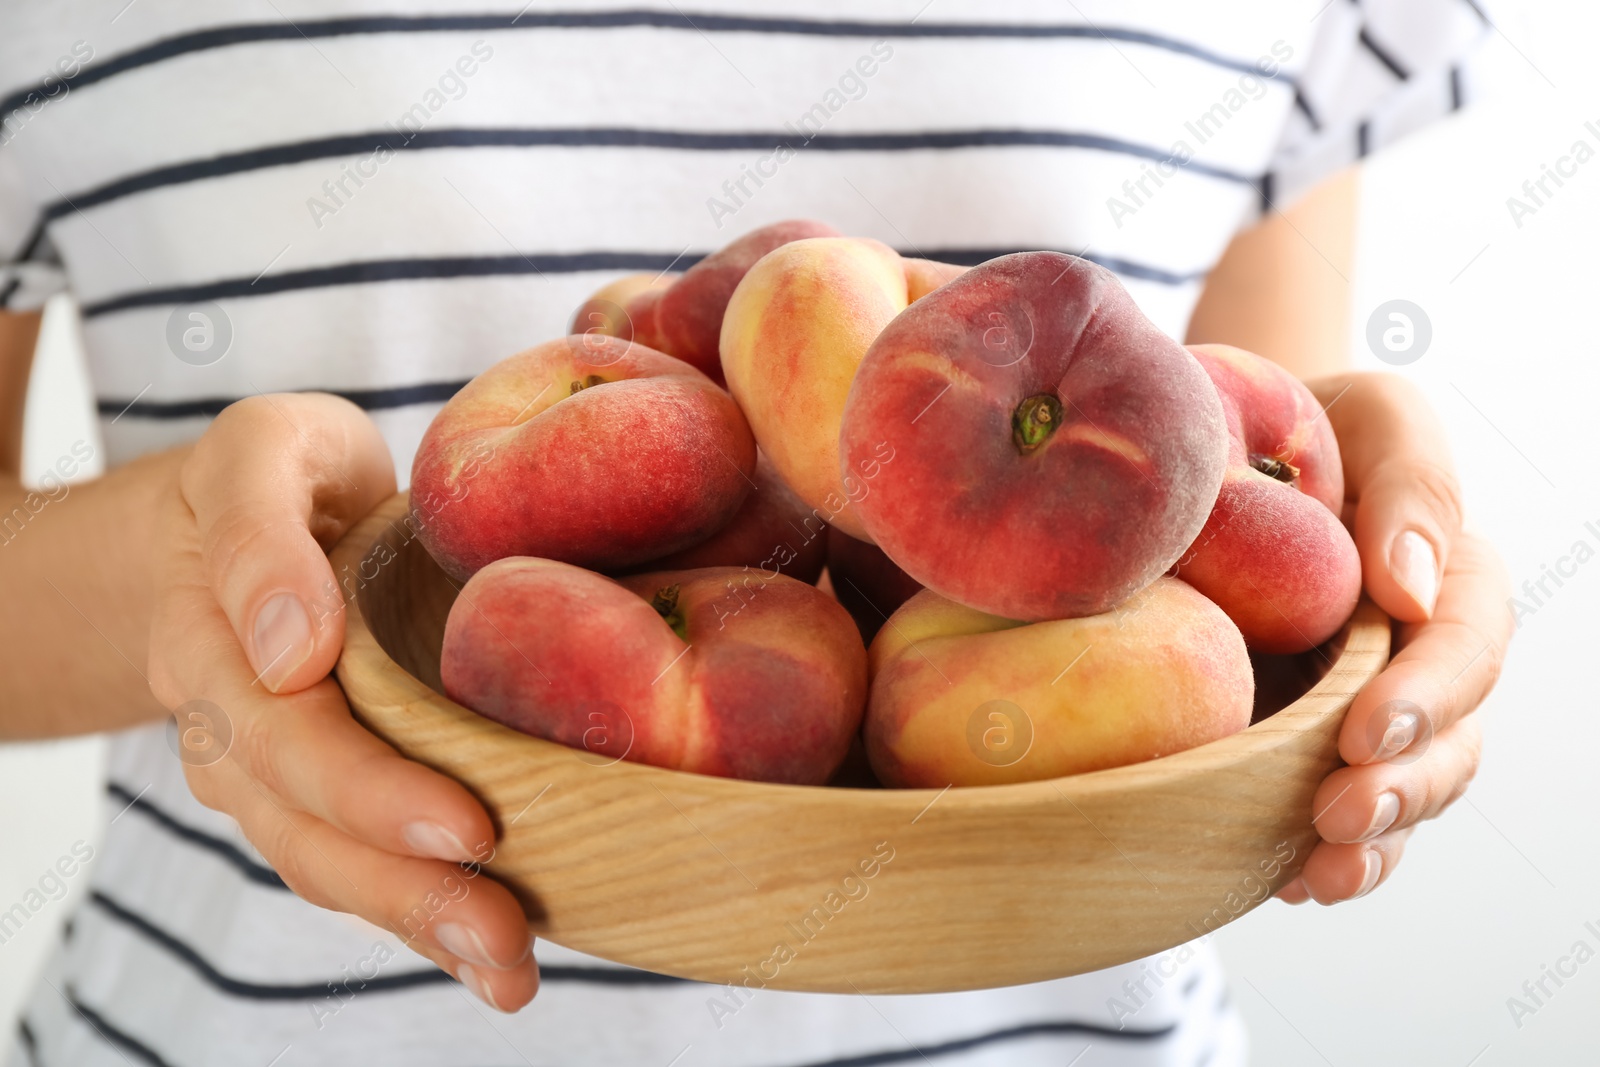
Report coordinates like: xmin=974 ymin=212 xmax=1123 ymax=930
xmin=3 ymin=4 xmax=1598 ymax=1064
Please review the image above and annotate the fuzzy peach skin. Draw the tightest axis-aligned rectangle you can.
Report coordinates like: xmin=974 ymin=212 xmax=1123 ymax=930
xmin=623 ymin=451 xmax=829 ymax=584
xmin=826 ymin=528 xmax=924 ymax=642
xmin=623 ymin=220 xmax=842 ymax=384
xmin=720 ymin=236 xmax=915 ymax=541
xmin=568 ymin=272 xmax=673 ymax=345
xmin=607 ymin=221 xmax=965 ymax=388
xmin=411 ymin=335 xmax=756 ymax=580
xmin=840 ymin=252 xmax=1229 ymax=621
xmin=441 ymin=558 xmax=867 ymax=784
xmin=904 ymin=257 xmax=969 ymax=301
xmin=864 ymin=578 xmax=1254 ymax=788
xmin=1175 ymin=344 xmax=1362 ymax=653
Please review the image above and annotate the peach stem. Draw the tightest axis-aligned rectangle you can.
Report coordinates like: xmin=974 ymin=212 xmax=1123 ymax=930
xmin=1012 ymin=394 xmax=1063 ymax=454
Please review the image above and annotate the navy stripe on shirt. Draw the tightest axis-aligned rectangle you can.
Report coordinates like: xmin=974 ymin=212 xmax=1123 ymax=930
xmin=60 ymin=990 xmax=177 ymax=1067
xmin=91 ymin=887 xmax=688 ymax=996
xmin=773 ymin=1018 xmax=1181 ymax=1067
xmin=79 ymin=246 xmax=1203 ymax=325
xmin=0 ymin=10 xmax=1293 ymax=121
xmin=88 ymin=890 xmax=456 ymax=1000
xmin=40 ymin=126 xmax=1263 ymax=226
xmin=107 ymin=782 xmax=287 ymax=890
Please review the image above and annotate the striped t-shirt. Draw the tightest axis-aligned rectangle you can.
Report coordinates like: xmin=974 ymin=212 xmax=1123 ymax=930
xmin=2 ymin=2 xmax=1491 ymax=1065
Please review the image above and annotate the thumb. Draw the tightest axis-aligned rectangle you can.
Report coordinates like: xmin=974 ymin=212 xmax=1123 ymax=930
xmin=1312 ymin=375 xmax=1463 ymax=624
xmin=1351 ymin=457 xmax=1462 ymax=623
xmin=182 ymin=394 xmax=396 ymax=693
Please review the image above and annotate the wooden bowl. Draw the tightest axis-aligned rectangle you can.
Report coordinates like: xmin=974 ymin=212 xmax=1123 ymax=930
xmin=333 ymin=492 xmax=1389 ymax=994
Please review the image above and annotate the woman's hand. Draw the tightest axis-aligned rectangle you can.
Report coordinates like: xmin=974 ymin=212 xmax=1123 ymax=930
xmin=147 ymin=393 xmax=539 ymax=1010
xmin=1278 ymin=374 xmax=1512 ymax=905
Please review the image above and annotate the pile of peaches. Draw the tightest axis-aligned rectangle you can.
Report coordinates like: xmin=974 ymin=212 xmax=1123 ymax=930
xmin=411 ymin=221 xmax=1361 ymax=789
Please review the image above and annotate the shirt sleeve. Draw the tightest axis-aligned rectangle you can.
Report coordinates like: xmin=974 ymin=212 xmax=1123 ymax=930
xmin=0 ymin=146 xmax=66 ymax=313
xmin=1264 ymin=0 xmax=1498 ymax=212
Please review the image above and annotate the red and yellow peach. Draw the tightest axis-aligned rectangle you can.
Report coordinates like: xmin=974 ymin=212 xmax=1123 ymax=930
xmin=1174 ymin=344 xmax=1361 ymax=653
xmin=411 ymin=335 xmax=755 ymax=579
xmin=840 ymin=252 xmax=1229 ymax=621
xmin=864 ymin=578 xmax=1254 ymax=787
xmin=441 ymin=558 xmax=867 ymax=784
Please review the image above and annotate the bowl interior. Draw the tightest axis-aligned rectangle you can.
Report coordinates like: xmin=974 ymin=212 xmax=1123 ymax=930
xmin=358 ymin=520 xmax=1341 ymax=773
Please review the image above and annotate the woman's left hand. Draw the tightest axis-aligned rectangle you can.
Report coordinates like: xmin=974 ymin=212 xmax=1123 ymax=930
xmin=1277 ymin=373 xmax=1513 ymax=905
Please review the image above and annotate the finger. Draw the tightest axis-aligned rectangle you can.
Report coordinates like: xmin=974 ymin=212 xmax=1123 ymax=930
xmin=1297 ymin=827 xmax=1414 ymax=906
xmin=1308 ymin=374 xmax=1461 ymax=622
xmin=219 ymin=774 xmax=538 ymax=1010
xmin=182 ymin=393 xmax=395 ymax=693
xmin=1339 ymin=531 xmax=1512 ymax=765
xmin=409 ymin=931 xmax=541 ymax=1014
xmin=237 ymin=677 xmax=500 ymax=863
xmin=1312 ymin=717 xmax=1481 ymax=845
xmin=151 ymin=540 xmax=497 ymax=863
xmin=1275 ymin=877 xmax=1312 ymax=905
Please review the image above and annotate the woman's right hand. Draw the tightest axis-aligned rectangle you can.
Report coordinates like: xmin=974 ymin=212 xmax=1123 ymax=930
xmin=147 ymin=393 xmax=539 ymax=1011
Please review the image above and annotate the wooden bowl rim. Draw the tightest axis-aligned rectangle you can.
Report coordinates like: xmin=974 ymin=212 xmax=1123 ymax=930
xmin=335 ymin=491 xmax=1390 ymax=809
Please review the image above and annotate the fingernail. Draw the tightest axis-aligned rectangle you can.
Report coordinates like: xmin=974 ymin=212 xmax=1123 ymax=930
xmin=1352 ymin=850 xmax=1383 ymax=899
xmin=252 ymin=592 xmax=313 ymax=692
xmin=1358 ymin=793 xmax=1401 ymax=842
xmin=1390 ymin=530 xmax=1439 ymax=617
xmin=439 ymin=921 xmax=531 ymax=969
xmin=1372 ymin=711 xmax=1419 ymax=762
xmin=456 ymin=963 xmax=506 ymax=1012
xmin=437 ymin=922 xmax=496 ymax=968
xmin=402 ymin=821 xmax=473 ymax=863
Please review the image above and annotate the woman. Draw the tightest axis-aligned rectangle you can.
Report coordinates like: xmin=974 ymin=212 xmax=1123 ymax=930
xmin=0 ymin=2 xmax=1510 ymax=1064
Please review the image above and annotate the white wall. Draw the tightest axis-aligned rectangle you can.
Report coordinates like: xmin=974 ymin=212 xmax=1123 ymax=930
xmin=3 ymin=4 xmax=1597 ymax=1063
xmin=0 ymin=294 xmax=107 ymax=1026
